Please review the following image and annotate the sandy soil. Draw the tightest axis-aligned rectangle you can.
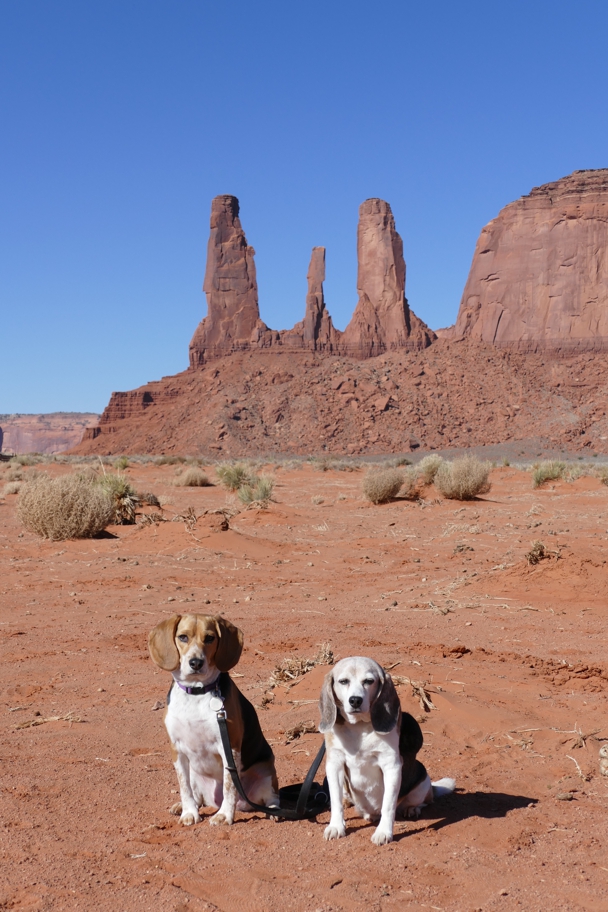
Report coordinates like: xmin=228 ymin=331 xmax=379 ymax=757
xmin=1 ymin=462 xmax=608 ymax=912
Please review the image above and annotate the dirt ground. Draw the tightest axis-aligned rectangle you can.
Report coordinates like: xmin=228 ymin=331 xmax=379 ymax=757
xmin=1 ymin=461 xmax=608 ymax=912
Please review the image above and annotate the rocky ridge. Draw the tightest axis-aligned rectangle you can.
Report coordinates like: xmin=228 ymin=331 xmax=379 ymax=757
xmin=188 ymin=195 xmax=434 ymax=367
xmin=451 ymin=169 xmax=608 ymax=352
xmin=1 ymin=413 xmax=99 ymax=455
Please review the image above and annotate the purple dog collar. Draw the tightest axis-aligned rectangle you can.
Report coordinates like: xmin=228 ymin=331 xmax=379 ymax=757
xmin=175 ymin=680 xmax=218 ymax=696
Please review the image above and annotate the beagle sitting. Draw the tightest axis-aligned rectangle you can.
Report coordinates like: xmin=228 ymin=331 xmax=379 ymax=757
xmin=148 ymin=614 xmax=279 ymax=826
xmin=319 ymin=656 xmax=455 ymax=845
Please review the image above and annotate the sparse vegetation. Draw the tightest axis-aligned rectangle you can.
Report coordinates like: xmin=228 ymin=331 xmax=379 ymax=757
xmin=532 ymin=460 xmax=566 ymax=488
xmin=4 ymin=481 xmax=21 ymax=495
xmin=311 ymin=457 xmax=359 ymax=472
xmin=598 ymin=466 xmax=608 ymax=486
xmin=400 ymin=465 xmax=420 ymax=500
xmin=114 ymin=456 xmax=129 ymax=470
xmin=176 ymin=467 xmax=211 ymax=487
xmin=269 ymin=642 xmax=334 ymax=687
xmin=311 ymin=494 xmax=324 ymax=505
xmin=138 ymin=492 xmax=161 ymax=507
xmin=434 ymin=455 xmax=491 ymax=500
xmin=96 ymin=473 xmax=139 ymax=524
xmin=17 ymin=473 xmax=114 ymax=540
xmin=237 ymin=475 xmax=275 ymax=506
xmin=362 ymin=468 xmax=404 ymax=504
xmin=216 ymin=462 xmax=253 ymax=491
xmin=418 ymin=454 xmax=444 ymax=485
xmin=525 ymin=541 xmax=553 ymax=565
xmin=155 ymin=455 xmax=187 ymax=466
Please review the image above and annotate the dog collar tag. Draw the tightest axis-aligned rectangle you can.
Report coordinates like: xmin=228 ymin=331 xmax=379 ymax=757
xmin=209 ymin=695 xmax=224 ymax=712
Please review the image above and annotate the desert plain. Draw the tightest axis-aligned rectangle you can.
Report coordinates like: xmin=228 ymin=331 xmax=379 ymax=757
xmin=1 ymin=457 xmax=608 ymax=912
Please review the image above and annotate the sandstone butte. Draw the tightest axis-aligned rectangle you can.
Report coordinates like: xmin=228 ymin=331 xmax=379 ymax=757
xmin=69 ymin=172 xmax=608 ymax=457
xmin=0 ymin=413 xmax=99 ymax=456
xmin=448 ymin=169 xmax=608 ymax=352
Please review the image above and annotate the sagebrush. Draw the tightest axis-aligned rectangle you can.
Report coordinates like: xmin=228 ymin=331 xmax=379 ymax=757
xmin=362 ymin=468 xmax=404 ymax=504
xmin=418 ymin=454 xmax=444 ymax=485
xmin=18 ymin=474 xmax=114 ymax=540
xmin=434 ymin=456 xmax=491 ymax=500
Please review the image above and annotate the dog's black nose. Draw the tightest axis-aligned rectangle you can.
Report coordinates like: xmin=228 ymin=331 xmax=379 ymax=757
xmin=189 ymin=657 xmax=204 ymax=672
xmin=349 ymin=695 xmax=363 ymax=709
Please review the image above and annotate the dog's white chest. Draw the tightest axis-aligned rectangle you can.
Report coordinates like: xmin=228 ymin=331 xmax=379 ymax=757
xmin=332 ymin=724 xmax=401 ymax=813
xmin=165 ymin=689 xmax=223 ymax=775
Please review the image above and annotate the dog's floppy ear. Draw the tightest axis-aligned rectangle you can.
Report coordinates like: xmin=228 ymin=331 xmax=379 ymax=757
xmin=370 ymin=670 xmax=400 ymax=733
xmin=213 ymin=616 xmax=244 ymax=672
xmin=319 ymin=670 xmax=338 ymax=733
xmin=148 ymin=615 xmax=181 ymax=670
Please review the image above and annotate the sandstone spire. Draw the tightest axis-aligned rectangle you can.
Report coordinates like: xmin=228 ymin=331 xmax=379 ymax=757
xmin=341 ymin=198 xmax=433 ymax=357
xmin=453 ymin=169 xmax=608 ymax=352
xmin=189 ymin=195 xmax=265 ymax=367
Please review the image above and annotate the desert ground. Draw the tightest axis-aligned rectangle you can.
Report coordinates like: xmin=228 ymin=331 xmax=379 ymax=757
xmin=1 ymin=457 xmax=608 ymax=912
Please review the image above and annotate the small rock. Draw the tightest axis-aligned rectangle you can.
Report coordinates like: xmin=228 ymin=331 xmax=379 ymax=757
xmin=151 ymin=700 xmax=164 ymax=711
xmin=556 ymin=792 xmax=574 ymax=801
xmin=167 ymin=596 xmax=175 ymax=602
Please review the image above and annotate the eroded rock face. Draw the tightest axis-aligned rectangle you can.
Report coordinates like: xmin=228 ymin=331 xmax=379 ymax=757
xmin=189 ymin=195 xmax=432 ymax=364
xmin=342 ymin=199 xmax=434 ymax=357
xmin=189 ymin=195 xmax=267 ymax=367
xmin=454 ymin=170 xmax=608 ymax=352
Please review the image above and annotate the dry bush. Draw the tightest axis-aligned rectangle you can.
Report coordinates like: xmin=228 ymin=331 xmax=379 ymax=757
xmin=6 ymin=468 xmax=23 ymax=482
xmin=598 ymin=466 xmax=608 ymax=486
xmin=525 ymin=541 xmax=548 ymax=564
xmin=216 ymin=462 xmax=252 ymax=490
xmin=155 ymin=455 xmax=186 ymax=466
xmin=400 ymin=465 xmax=420 ymax=500
xmin=176 ymin=467 xmax=211 ymax=487
xmin=269 ymin=642 xmax=334 ymax=687
xmin=114 ymin=456 xmax=129 ymax=470
xmin=312 ymin=457 xmax=359 ymax=472
xmin=18 ymin=473 xmax=114 ymax=540
xmin=237 ymin=476 xmax=274 ymax=506
xmin=434 ymin=456 xmax=491 ymax=500
xmin=418 ymin=454 xmax=444 ymax=485
xmin=311 ymin=494 xmax=324 ymax=505
xmin=532 ymin=460 xmax=566 ymax=488
xmin=362 ymin=468 xmax=404 ymax=504
xmin=4 ymin=481 xmax=21 ymax=495
xmin=97 ymin=473 xmax=139 ymax=524
xmin=139 ymin=492 xmax=161 ymax=507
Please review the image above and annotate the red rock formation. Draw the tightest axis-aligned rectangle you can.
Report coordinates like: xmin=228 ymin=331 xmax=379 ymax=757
xmin=341 ymin=199 xmax=434 ymax=357
xmin=188 ymin=195 xmax=433 ymax=364
xmin=189 ymin=195 xmax=269 ymax=367
xmin=1 ymin=413 xmax=99 ymax=454
xmin=454 ymin=169 xmax=608 ymax=352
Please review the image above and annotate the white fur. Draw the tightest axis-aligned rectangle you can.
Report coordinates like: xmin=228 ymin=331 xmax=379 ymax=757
xmin=321 ymin=656 xmax=455 ymax=844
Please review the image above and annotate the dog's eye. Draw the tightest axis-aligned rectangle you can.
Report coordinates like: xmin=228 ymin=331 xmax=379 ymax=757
xmin=203 ymin=634 xmax=216 ymax=644
xmin=177 ymin=634 xmax=189 ymax=643
xmin=338 ymin=679 xmax=349 ymax=686
xmin=363 ymin=679 xmax=375 ymax=687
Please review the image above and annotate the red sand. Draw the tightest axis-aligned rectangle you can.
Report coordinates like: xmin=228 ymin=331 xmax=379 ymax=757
xmin=1 ymin=462 xmax=608 ymax=911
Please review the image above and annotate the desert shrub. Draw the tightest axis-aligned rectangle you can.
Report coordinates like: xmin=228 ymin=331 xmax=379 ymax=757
xmin=311 ymin=494 xmax=324 ymax=505
xmin=312 ymin=457 xmax=359 ymax=472
xmin=237 ymin=476 xmax=275 ymax=506
xmin=6 ymin=468 xmax=23 ymax=482
xmin=176 ymin=467 xmax=211 ymax=487
xmin=17 ymin=473 xmax=114 ymax=540
xmin=96 ymin=473 xmax=139 ymax=524
xmin=155 ymin=455 xmax=186 ymax=466
xmin=216 ymin=462 xmax=252 ymax=490
xmin=532 ymin=460 xmax=566 ymax=488
xmin=362 ymin=468 xmax=404 ymax=504
xmin=139 ymin=491 xmax=161 ymax=507
xmin=434 ymin=456 xmax=491 ymax=500
xmin=391 ymin=456 xmax=412 ymax=467
xmin=598 ymin=466 xmax=608 ymax=486
xmin=10 ymin=454 xmax=40 ymax=467
xmin=400 ymin=465 xmax=420 ymax=500
xmin=114 ymin=456 xmax=129 ymax=470
xmin=418 ymin=454 xmax=444 ymax=485
xmin=4 ymin=481 xmax=21 ymax=495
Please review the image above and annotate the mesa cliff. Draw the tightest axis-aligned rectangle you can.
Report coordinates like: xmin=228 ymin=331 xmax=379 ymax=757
xmin=188 ymin=195 xmax=434 ymax=366
xmin=451 ymin=169 xmax=608 ymax=352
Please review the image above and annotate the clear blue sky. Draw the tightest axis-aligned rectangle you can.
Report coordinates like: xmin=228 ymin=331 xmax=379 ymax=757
xmin=2 ymin=0 xmax=607 ymax=413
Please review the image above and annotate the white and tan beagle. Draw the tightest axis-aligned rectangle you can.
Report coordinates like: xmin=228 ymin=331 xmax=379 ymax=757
xmin=319 ymin=656 xmax=455 ymax=845
xmin=148 ymin=613 xmax=279 ymax=826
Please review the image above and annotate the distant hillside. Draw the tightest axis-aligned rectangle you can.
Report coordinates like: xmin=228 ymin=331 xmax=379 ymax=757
xmin=0 ymin=413 xmax=100 ymax=455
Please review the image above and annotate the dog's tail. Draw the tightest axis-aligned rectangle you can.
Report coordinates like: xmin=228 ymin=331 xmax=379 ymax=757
xmin=431 ymin=777 xmax=456 ymax=799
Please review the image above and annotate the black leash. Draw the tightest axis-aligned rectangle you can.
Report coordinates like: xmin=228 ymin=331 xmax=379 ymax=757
xmin=216 ymin=708 xmax=329 ymax=820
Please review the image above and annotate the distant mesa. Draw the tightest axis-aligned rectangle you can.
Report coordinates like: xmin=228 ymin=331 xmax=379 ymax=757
xmin=188 ymin=194 xmax=434 ymax=367
xmin=451 ymin=169 xmax=608 ymax=352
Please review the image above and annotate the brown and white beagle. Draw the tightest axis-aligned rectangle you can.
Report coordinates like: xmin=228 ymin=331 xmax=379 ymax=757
xmin=148 ymin=613 xmax=279 ymax=826
xmin=319 ymin=656 xmax=455 ymax=844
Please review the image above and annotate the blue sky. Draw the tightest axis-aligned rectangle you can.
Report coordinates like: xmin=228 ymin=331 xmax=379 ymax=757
xmin=2 ymin=0 xmax=607 ymax=413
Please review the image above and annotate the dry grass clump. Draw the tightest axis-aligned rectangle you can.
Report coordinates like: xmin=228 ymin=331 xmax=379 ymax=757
xmin=155 ymin=455 xmax=187 ymax=466
xmin=362 ymin=468 xmax=404 ymax=504
xmin=216 ymin=462 xmax=253 ymax=491
xmin=4 ymin=481 xmax=21 ymax=495
xmin=598 ymin=466 xmax=608 ymax=486
xmin=269 ymin=642 xmax=334 ymax=688
xmin=434 ymin=455 xmax=491 ymax=500
xmin=97 ymin=473 xmax=139 ymax=524
xmin=237 ymin=475 xmax=274 ymax=506
xmin=18 ymin=473 xmax=114 ymax=540
xmin=532 ymin=460 xmax=566 ymax=488
xmin=311 ymin=494 xmax=324 ymax=505
xmin=418 ymin=454 xmax=444 ymax=485
xmin=175 ymin=467 xmax=211 ymax=487
xmin=525 ymin=541 xmax=548 ymax=564
xmin=114 ymin=456 xmax=129 ymax=470
xmin=400 ymin=465 xmax=421 ymax=500
xmin=312 ymin=457 xmax=359 ymax=472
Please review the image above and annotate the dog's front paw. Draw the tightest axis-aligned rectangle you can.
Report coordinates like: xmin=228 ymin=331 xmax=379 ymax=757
xmin=170 ymin=802 xmax=182 ymax=816
xmin=179 ymin=810 xmax=201 ymax=826
xmin=371 ymin=827 xmax=393 ymax=845
xmin=324 ymin=823 xmax=346 ymax=840
xmin=209 ymin=811 xmax=233 ymax=826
